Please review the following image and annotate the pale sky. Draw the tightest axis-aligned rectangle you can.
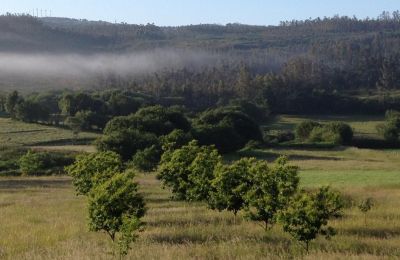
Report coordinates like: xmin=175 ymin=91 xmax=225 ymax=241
xmin=1 ymin=0 xmax=398 ymax=26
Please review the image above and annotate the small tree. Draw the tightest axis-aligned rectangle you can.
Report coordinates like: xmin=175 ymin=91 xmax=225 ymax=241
xmin=131 ymin=145 xmax=162 ymax=172
xmin=358 ymin=197 xmax=374 ymax=226
xmin=157 ymin=140 xmax=202 ymax=200
xmin=244 ymin=157 xmax=299 ymax=230
xmin=65 ymin=116 xmax=84 ymax=142
xmin=280 ymin=187 xmax=344 ymax=253
xmin=66 ymin=151 xmax=124 ymax=195
xmin=158 ymin=140 xmax=220 ymax=201
xmin=88 ymin=172 xmax=146 ymax=256
xmin=209 ymin=158 xmax=254 ymax=217
xmin=187 ymin=145 xmax=222 ymax=201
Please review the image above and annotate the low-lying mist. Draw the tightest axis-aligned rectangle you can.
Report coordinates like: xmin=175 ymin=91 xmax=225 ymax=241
xmin=0 ymin=49 xmax=218 ymax=79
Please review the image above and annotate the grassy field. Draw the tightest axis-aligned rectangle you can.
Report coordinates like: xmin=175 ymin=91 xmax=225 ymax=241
xmin=0 ymin=118 xmax=99 ymax=150
xmin=1 ymin=115 xmax=400 ymax=259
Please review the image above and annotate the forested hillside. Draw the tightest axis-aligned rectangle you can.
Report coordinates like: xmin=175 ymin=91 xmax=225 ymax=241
xmin=1 ymin=12 xmax=400 ymax=113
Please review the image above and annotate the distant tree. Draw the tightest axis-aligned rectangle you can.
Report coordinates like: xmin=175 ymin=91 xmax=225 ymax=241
xmin=88 ymin=172 xmax=145 ymax=256
xmin=0 ymin=93 xmax=6 ymax=112
xmin=295 ymin=120 xmax=322 ymax=141
xmin=377 ymin=110 xmax=400 ymax=142
xmin=15 ymin=100 xmax=49 ymax=123
xmin=193 ymin=106 xmax=262 ymax=153
xmin=244 ymin=157 xmax=299 ymax=230
xmin=358 ymin=197 xmax=374 ymax=226
xmin=107 ymin=93 xmax=143 ymax=116
xmin=66 ymin=151 xmax=124 ymax=195
xmin=64 ymin=116 xmax=84 ymax=141
xmin=5 ymin=91 xmax=22 ymax=118
xmin=280 ymin=187 xmax=344 ymax=252
xmin=160 ymin=129 xmax=193 ymax=151
xmin=97 ymin=129 xmax=159 ymax=161
xmin=131 ymin=145 xmax=162 ymax=172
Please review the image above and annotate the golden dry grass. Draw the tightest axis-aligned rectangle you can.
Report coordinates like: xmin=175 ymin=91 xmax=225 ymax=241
xmin=0 ymin=173 xmax=399 ymax=259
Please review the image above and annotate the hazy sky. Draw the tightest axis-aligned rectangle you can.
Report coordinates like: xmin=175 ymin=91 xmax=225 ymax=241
xmin=1 ymin=0 xmax=398 ymax=26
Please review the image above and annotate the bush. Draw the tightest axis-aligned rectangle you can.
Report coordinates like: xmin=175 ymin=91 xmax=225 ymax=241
xmin=377 ymin=110 xmax=400 ymax=143
xmin=295 ymin=121 xmax=353 ymax=145
xmin=308 ymin=127 xmax=342 ymax=144
xmin=295 ymin=120 xmax=321 ymax=140
xmin=19 ymin=150 xmax=74 ymax=176
xmin=324 ymin=122 xmax=353 ymax=145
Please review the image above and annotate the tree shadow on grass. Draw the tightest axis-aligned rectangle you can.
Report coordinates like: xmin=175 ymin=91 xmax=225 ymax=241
xmin=340 ymin=226 xmax=400 ymax=239
xmin=0 ymin=178 xmax=71 ymax=190
xmin=234 ymin=149 xmax=343 ymax=162
xmin=148 ymin=231 xmax=290 ymax=246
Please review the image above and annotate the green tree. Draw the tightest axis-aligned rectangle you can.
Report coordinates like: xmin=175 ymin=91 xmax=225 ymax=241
xmin=280 ymin=187 xmax=344 ymax=252
xmin=244 ymin=157 xmax=299 ymax=230
xmin=66 ymin=151 xmax=124 ymax=195
xmin=64 ymin=116 xmax=84 ymax=141
xmin=209 ymin=158 xmax=254 ymax=217
xmin=131 ymin=145 xmax=162 ymax=172
xmin=157 ymin=140 xmax=203 ymax=200
xmin=97 ymin=129 xmax=159 ymax=161
xmin=5 ymin=91 xmax=21 ymax=118
xmin=187 ymin=145 xmax=222 ymax=201
xmin=88 ymin=172 xmax=145 ymax=256
xmin=15 ymin=100 xmax=49 ymax=123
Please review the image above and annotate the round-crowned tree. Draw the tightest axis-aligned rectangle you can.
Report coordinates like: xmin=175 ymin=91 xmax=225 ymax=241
xmin=66 ymin=151 xmax=124 ymax=195
xmin=279 ymin=187 xmax=344 ymax=252
xmin=88 ymin=172 xmax=146 ymax=256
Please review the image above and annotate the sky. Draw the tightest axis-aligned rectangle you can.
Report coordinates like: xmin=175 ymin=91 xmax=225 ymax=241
xmin=0 ymin=0 xmax=398 ymax=26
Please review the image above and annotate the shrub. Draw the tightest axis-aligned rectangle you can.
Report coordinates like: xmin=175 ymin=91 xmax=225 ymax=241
xmin=19 ymin=150 xmax=74 ymax=176
xmin=308 ymin=126 xmax=342 ymax=144
xmin=324 ymin=122 xmax=353 ymax=145
xmin=378 ymin=110 xmax=400 ymax=143
xmin=295 ymin=120 xmax=321 ymax=140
